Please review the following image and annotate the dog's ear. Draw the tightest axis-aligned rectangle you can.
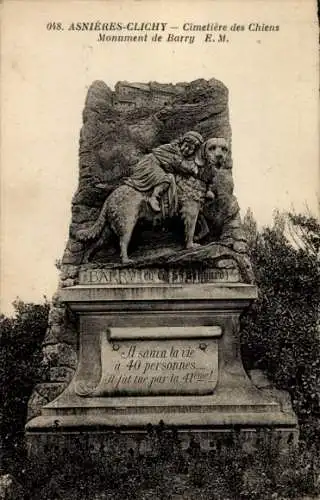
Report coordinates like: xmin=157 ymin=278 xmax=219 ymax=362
xmin=195 ymin=143 xmax=206 ymax=167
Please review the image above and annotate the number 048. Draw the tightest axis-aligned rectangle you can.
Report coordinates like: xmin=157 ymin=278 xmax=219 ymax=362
xmin=46 ymin=22 xmax=63 ymax=31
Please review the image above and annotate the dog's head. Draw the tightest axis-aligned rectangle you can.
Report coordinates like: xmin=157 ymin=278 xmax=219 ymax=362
xmin=202 ymin=137 xmax=229 ymax=169
xmin=196 ymin=137 xmax=229 ymax=167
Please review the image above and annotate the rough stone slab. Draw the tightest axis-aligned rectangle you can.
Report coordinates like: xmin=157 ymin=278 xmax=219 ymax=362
xmin=25 ymin=427 xmax=299 ymax=478
xmin=43 ymin=343 xmax=77 ymax=369
xmin=41 ymin=386 xmax=282 ymax=412
xmin=27 ymin=382 xmax=297 ymax=429
xmin=48 ymin=307 xmax=65 ymax=325
xmin=34 ymin=382 xmax=68 ymax=403
xmin=26 ymin=409 xmax=297 ymax=431
xmin=27 ymin=391 xmax=49 ymax=421
xmin=50 ymin=366 xmax=75 ymax=383
xmin=59 ymin=283 xmax=258 ymax=305
xmin=43 ymin=324 xmax=77 ymax=347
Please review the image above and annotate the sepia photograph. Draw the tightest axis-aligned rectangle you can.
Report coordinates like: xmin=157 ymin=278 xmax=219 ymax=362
xmin=1 ymin=1 xmax=319 ymax=498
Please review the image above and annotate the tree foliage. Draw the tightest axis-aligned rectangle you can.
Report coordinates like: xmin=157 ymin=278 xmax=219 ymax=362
xmin=241 ymin=209 xmax=320 ymax=420
xmin=0 ymin=299 xmax=50 ymax=472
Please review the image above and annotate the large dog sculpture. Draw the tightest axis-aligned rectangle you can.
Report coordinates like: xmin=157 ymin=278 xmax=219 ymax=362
xmin=76 ymin=138 xmax=229 ymax=264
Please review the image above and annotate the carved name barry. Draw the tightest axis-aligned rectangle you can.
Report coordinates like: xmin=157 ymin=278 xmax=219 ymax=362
xmin=79 ymin=267 xmax=240 ymax=285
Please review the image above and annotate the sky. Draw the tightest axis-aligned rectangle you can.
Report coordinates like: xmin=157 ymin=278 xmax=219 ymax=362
xmin=0 ymin=0 xmax=319 ymax=314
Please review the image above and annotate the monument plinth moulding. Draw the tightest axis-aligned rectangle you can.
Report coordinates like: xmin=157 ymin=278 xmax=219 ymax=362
xmin=26 ymin=78 xmax=298 ymax=455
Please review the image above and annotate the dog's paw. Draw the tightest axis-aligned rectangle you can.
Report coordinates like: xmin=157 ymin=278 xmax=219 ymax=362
xmin=186 ymin=242 xmax=201 ymax=249
xmin=121 ymin=257 xmax=134 ymax=265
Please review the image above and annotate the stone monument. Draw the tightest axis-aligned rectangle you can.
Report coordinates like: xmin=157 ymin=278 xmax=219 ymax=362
xmin=26 ymin=78 xmax=297 ymax=456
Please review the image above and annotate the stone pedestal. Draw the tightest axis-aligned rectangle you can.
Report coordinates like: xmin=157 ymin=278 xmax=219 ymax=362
xmin=26 ymin=282 xmax=298 ymax=453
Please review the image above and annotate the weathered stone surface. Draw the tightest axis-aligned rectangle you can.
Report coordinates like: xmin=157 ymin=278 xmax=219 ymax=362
xmin=27 ymin=389 xmax=49 ymax=421
xmin=35 ymin=382 xmax=68 ymax=403
xmin=60 ymin=78 xmax=252 ymax=272
xmin=65 ymin=238 xmax=85 ymax=253
xmin=48 ymin=307 xmax=65 ymax=326
xmin=59 ymin=264 xmax=79 ymax=280
xmin=60 ymin=278 xmax=77 ymax=288
xmin=43 ymin=343 xmax=77 ymax=369
xmin=28 ymin=380 xmax=73 ymax=420
xmin=249 ymin=369 xmax=273 ymax=389
xmin=61 ymin=242 xmax=85 ymax=265
xmin=26 ymin=429 xmax=298 ymax=471
xmin=249 ymin=370 xmax=295 ymax=415
xmin=43 ymin=324 xmax=77 ymax=347
xmin=50 ymin=366 xmax=75 ymax=383
xmin=71 ymin=204 xmax=99 ymax=224
xmin=27 ymin=293 xmax=78 ymax=419
xmin=0 ymin=474 xmax=24 ymax=500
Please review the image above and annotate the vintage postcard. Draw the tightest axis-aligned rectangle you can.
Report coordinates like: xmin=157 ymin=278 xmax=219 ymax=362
xmin=1 ymin=1 xmax=319 ymax=499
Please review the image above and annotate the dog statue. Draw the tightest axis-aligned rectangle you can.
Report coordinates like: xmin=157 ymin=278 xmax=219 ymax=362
xmin=76 ymin=137 xmax=229 ymax=264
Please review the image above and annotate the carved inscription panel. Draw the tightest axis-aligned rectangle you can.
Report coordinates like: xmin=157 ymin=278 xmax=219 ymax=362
xmin=85 ymin=334 xmax=219 ymax=396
